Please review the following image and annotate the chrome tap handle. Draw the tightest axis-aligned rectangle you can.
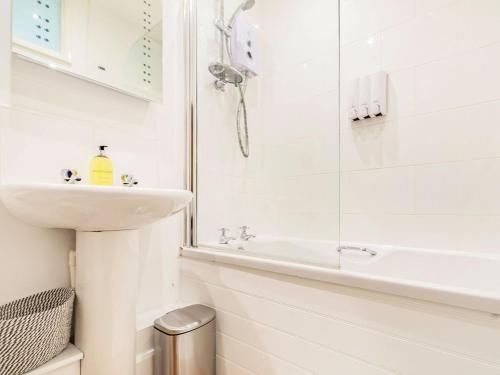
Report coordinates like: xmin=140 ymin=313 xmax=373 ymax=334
xmin=61 ymin=169 xmax=82 ymax=184
xmin=337 ymin=245 xmax=377 ymax=256
xmin=240 ymin=226 xmax=256 ymax=241
xmin=121 ymin=174 xmax=139 ymax=187
xmin=219 ymin=228 xmax=236 ymax=244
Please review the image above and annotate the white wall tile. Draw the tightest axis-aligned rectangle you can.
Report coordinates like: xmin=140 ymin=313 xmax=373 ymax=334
xmin=216 ymin=333 xmax=312 ymax=375
xmin=216 ymin=356 xmax=254 ymax=375
xmin=374 ymin=214 xmax=463 ymax=251
xmin=342 ymin=212 xmax=500 ymax=255
xmin=181 ymin=259 xmax=500 ymax=374
xmin=415 ymin=159 xmax=500 ymax=215
xmin=185 ymin=276 xmax=495 ymax=374
xmin=340 ymin=0 xmax=416 ymax=45
xmin=340 ymin=121 xmax=385 ymax=171
xmin=341 ymin=35 xmax=383 ymax=82
xmin=455 ymin=215 xmax=500 ymax=254
xmin=340 ymin=213 xmax=382 ymax=244
xmin=341 ymin=166 xmax=415 ymax=214
xmin=215 ymin=309 xmax=394 ymax=375
xmin=259 ymin=0 xmax=338 ymax=70
xmin=416 ymin=1 xmax=500 ymax=51
xmin=415 ymin=43 xmax=500 ymax=114
xmin=380 ymin=0 xmax=500 ymax=71
xmin=0 ymin=199 xmax=74 ymax=305
xmin=1 ymin=107 xmax=94 ymax=183
xmin=416 ymin=0 xmax=457 ymax=13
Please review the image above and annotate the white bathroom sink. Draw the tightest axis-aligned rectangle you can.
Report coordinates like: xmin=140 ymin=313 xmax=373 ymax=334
xmin=0 ymin=183 xmax=193 ymax=231
xmin=0 ymin=182 xmax=193 ymax=374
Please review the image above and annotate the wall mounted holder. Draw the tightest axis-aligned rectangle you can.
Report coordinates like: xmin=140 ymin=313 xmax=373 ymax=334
xmin=350 ymin=71 xmax=388 ymax=122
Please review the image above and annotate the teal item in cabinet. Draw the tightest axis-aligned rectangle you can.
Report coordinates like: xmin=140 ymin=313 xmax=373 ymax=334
xmin=12 ymin=0 xmax=61 ymax=53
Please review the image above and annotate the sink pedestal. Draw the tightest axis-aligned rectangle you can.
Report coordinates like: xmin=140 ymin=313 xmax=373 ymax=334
xmin=75 ymin=230 xmax=140 ymax=375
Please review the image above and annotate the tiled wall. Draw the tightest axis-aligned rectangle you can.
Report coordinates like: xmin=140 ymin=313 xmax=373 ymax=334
xmin=181 ymin=258 xmax=500 ymax=374
xmin=340 ymin=0 xmax=500 ymax=254
xmin=197 ymin=0 xmax=339 ymax=244
xmin=0 ymin=0 xmax=185 ymax=316
xmin=181 ymin=1 xmax=500 ymax=374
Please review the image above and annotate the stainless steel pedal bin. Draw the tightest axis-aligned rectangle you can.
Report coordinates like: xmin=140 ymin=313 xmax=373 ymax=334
xmin=154 ymin=304 xmax=216 ymax=375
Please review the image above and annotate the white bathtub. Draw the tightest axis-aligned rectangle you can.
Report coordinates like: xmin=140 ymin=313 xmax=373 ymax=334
xmin=341 ymin=247 xmax=500 ymax=294
xmin=183 ymin=239 xmax=500 ymax=315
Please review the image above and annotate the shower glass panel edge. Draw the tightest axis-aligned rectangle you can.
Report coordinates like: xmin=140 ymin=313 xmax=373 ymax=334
xmin=184 ymin=0 xmax=198 ymax=248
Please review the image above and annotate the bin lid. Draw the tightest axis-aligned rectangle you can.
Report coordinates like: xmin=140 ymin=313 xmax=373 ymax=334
xmin=154 ymin=304 xmax=216 ymax=336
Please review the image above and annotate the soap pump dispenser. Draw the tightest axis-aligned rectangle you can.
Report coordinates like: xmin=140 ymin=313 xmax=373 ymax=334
xmin=90 ymin=145 xmax=114 ymax=186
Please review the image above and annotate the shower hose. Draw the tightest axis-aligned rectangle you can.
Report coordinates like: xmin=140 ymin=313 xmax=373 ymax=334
xmin=225 ymin=33 xmax=250 ymax=158
xmin=236 ymin=74 xmax=250 ymax=158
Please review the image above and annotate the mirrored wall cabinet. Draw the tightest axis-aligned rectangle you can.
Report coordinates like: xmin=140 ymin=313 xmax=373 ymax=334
xmin=12 ymin=0 xmax=163 ymax=101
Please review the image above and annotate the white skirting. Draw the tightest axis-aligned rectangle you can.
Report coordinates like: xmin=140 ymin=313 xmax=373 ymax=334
xmin=24 ymin=345 xmax=82 ymax=375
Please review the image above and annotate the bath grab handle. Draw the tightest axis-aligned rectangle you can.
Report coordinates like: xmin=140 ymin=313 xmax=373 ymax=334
xmin=337 ymin=246 xmax=377 ymax=256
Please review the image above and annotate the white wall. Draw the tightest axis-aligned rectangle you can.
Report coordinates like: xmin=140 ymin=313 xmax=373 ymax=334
xmin=0 ymin=0 xmax=186 ymax=317
xmin=340 ymin=0 xmax=500 ymax=255
xmin=196 ymin=0 xmax=340 ymax=244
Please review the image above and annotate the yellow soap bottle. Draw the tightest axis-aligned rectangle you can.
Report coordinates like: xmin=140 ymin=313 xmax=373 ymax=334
xmin=90 ymin=145 xmax=114 ymax=186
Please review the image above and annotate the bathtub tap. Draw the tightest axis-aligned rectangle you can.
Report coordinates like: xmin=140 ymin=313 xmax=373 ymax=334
xmin=219 ymin=228 xmax=236 ymax=244
xmin=337 ymin=245 xmax=377 ymax=256
xmin=240 ymin=226 xmax=256 ymax=241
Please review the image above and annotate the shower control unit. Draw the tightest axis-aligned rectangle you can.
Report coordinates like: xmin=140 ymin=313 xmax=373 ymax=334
xmin=209 ymin=0 xmax=257 ymax=158
xmin=230 ymin=15 xmax=259 ymax=78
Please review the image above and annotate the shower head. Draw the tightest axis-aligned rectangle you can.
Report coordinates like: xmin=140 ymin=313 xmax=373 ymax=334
xmin=241 ymin=0 xmax=255 ymax=10
xmin=228 ymin=0 xmax=256 ymax=27
xmin=208 ymin=62 xmax=244 ymax=85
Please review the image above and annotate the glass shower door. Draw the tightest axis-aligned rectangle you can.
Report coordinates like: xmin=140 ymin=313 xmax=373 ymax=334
xmin=192 ymin=0 xmax=341 ymax=267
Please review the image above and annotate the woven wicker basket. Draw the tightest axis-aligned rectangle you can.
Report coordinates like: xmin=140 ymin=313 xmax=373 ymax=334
xmin=0 ymin=288 xmax=75 ymax=375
